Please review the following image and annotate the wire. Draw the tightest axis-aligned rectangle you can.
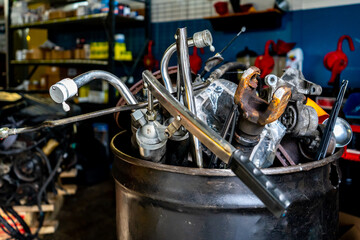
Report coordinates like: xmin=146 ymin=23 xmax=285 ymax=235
xmin=0 ymin=213 xmax=26 ymax=240
xmin=5 ymin=207 xmax=31 ymax=235
xmin=2 ymin=208 xmax=20 ymax=234
xmin=33 ymin=154 xmax=63 ymax=238
xmin=0 ymin=137 xmax=47 ymax=155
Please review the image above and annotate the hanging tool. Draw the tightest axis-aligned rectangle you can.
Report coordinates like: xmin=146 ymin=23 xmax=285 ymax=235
xmin=315 ymin=80 xmax=348 ymax=161
xmin=189 ymin=47 xmax=204 ymax=74
xmin=143 ymin=40 xmax=158 ymax=71
xmin=323 ymin=35 xmax=354 ymax=86
xmin=254 ymin=40 xmax=276 ymax=78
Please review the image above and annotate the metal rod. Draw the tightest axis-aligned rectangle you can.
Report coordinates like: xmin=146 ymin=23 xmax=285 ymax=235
xmin=209 ymin=104 xmax=237 ymax=168
xmin=0 ymin=102 xmax=151 ymax=139
xmin=147 ymin=88 xmax=154 ymax=113
xmin=218 ymin=26 xmax=246 ymax=55
xmin=176 ymin=28 xmax=203 ymax=168
xmin=160 ymin=39 xmax=194 ymax=94
xmin=315 ymin=79 xmax=348 ymax=160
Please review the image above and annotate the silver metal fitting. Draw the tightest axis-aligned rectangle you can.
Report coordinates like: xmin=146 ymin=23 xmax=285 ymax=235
xmin=193 ymin=30 xmax=213 ymax=49
xmin=136 ymin=121 xmax=167 ymax=162
xmin=131 ymin=109 xmax=147 ymax=127
xmin=49 ymin=78 xmax=78 ymax=104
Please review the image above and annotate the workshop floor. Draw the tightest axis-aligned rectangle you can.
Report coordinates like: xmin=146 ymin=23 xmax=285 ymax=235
xmin=43 ymin=176 xmax=117 ymax=240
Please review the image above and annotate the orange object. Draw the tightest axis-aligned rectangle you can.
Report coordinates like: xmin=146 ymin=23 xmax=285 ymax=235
xmin=306 ymin=98 xmax=329 ymax=123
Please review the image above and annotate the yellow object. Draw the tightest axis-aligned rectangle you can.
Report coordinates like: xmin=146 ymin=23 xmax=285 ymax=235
xmin=42 ymin=139 xmax=60 ymax=156
xmin=306 ymin=98 xmax=328 ymax=117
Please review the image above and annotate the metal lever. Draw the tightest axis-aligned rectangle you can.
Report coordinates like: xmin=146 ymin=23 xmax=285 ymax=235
xmin=0 ymin=102 xmax=150 ymax=139
xmin=142 ymin=70 xmax=290 ymax=218
xmin=315 ymin=79 xmax=348 ymax=160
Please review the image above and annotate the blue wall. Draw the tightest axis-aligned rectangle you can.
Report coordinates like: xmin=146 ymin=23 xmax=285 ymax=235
xmin=151 ymin=4 xmax=360 ymax=89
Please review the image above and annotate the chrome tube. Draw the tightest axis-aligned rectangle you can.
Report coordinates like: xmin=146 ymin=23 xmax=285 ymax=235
xmin=161 ymin=40 xmax=194 ymax=94
xmin=161 ymin=29 xmax=213 ymax=94
xmin=49 ymin=70 xmax=137 ymax=108
xmin=176 ymin=27 xmax=203 ymax=168
xmin=73 ymin=70 xmax=138 ymax=104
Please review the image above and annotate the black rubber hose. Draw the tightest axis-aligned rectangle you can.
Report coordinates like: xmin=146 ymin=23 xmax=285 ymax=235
xmin=207 ymin=62 xmax=247 ymax=82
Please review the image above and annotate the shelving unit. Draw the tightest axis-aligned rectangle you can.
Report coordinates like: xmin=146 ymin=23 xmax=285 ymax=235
xmin=4 ymin=0 xmax=151 ymax=97
xmin=204 ymin=9 xmax=283 ymax=31
xmin=9 ymin=12 xmax=144 ymax=30
xmin=11 ymin=59 xmax=109 ymax=65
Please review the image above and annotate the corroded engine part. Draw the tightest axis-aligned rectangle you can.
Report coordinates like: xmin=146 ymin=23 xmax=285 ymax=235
xmin=233 ymin=66 xmax=291 ymax=156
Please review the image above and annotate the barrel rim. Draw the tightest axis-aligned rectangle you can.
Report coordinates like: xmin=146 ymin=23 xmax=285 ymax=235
xmin=111 ymin=131 xmax=343 ymax=176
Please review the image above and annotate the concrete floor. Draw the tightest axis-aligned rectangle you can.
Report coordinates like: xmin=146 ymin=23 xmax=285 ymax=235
xmin=43 ymin=177 xmax=117 ymax=240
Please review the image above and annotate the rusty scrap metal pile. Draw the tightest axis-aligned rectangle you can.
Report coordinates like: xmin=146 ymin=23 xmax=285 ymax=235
xmin=0 ymin=28 xmax=352 ymax=218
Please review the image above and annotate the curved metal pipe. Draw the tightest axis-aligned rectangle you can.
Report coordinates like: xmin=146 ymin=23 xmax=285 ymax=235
xmin=160 ymin=39 xmax=194 ymax=94
xmin=161 ymin=29 xmax=213 ymax=94
xmin=49 ymin=70 xmax=138 ymax=111
xmin=73 ymin=70 xmax=138 ymax=104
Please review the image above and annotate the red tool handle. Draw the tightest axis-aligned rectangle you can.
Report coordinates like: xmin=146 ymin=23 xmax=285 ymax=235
xmin=264 ymin=40 xmax=276 ymax=56
xmin=337 ymin=35 xmax=355 ymax=52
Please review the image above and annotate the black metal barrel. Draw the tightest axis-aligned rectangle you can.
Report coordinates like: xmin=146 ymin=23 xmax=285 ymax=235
xmin=111 ymin=131 xmax=343 ymax=240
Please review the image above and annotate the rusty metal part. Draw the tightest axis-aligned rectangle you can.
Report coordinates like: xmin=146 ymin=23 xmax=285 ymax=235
xmin=276 ymin=144 xmax=297 ymax=167
xmin=142 ymin=70 xmax=290 ymax=218
xmin=234 ymin=66 xmax=291 ymax=127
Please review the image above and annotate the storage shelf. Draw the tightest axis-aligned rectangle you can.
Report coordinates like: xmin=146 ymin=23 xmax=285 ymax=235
xmin=11 ymin=59 xmax=109 ymax=66
xmin=10 ymin=13 xmax=143 ymax=30
xmin=11 ymin=59 xmax=133 ymax=66
xmin=23 ymin=0 xmax=84 ymax=3
xmin=204 ymin=9 xmax=283 ymax=31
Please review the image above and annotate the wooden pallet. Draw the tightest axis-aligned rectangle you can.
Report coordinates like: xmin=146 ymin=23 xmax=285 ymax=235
xmin=58 ymin=168 xmax=78 ymax=196
xmin=0 ymin=194 xmax=62 ymax=239
xmin=0 ymin=168 xmax=78 ymax=239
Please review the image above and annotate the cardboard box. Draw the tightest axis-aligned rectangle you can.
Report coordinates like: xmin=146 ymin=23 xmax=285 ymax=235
xmin=51 ymin=50 xmax=63 ymax=59
xmin=65 ymin=10 xmax=77 ymax=18
xmin=45 ymin=66 xmax=60 ymax=75
xmin=49 ymin=10 xmax=66 ymax=20
xmin=26 ymin=48 xmax=43 ymax=60
xmin=44 ymin=50 xmax=51 ymax=60
xmin=63 ymin=50 xmax=72 ymax=59
xmin=74 ymin=49 xmax=85 ymax=59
